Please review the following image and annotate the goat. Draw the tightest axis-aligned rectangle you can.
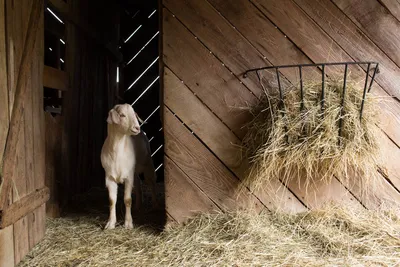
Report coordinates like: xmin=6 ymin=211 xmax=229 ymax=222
xmin=100 ymin=104 xmax=158 ymax=229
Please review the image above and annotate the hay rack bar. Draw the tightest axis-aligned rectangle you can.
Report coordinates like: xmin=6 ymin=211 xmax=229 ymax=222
xmin=243 ymin=62 xmax=380 ymax=138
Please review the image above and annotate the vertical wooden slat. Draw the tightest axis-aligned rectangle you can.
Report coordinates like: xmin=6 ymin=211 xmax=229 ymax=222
xmin=0 ymin=0 xmax=14 ymax=263
xmin=44 ymin=113 xmax=62 ymax=217
xmin=0 ymin=0 xmax=9 ymax=165
xmin=7 ymin=0 xmax=31 ymax=263
xmin=13 ymin=113 xmax=28 ymax=264
xmin=29 ymin=7 xmax=46 ymax=246
xmin=0 ymin=225 xmax=14 ymax=267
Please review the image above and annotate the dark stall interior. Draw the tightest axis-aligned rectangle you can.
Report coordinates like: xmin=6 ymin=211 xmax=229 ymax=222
xmin=43 ymin=0 xmax=165 ymax=227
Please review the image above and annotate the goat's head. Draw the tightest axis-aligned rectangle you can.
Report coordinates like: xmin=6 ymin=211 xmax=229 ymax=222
xmin=107 ymin=104 xmax=142 ymax=135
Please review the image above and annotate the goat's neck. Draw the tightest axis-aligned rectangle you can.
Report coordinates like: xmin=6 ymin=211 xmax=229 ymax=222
xmin=107 ymin=126 xmax=129 ymax=149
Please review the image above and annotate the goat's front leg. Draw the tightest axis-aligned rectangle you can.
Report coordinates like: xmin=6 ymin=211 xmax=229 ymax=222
xmin=105 ymin=177 xmax=118 ymax=230
xmin=124 ymin=176 xmax=134 ymax=229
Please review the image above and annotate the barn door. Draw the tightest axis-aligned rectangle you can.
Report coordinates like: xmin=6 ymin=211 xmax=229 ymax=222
xmin=0 ymin=0 xmax=48 ymax=266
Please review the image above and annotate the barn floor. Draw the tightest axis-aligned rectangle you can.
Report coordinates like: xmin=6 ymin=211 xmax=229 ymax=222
xmin=18 ymin=198 xmax=400 ymax=266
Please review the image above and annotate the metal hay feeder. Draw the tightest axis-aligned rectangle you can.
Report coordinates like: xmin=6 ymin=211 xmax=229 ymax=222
xmin=243 ymin=62 xmax=380 ymax=139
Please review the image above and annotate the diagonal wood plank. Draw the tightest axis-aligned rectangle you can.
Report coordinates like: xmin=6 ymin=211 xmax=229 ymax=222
xmin=338 ymin=166 xmax=400 ymax=210
xmin=294 ymin=0 xmax=400 ymax=100
xmin=164 ymin=67 xmax=244 ymax=173
xmin=164 ymin=155 xmax=220 ymax=223
xmin=163 ymin=0 xmax=266 ymax=95
xmin=291 ymin=0 xmax=400 ymax=146
xmin=164 ymin=107 xmax=264 ymax=212
xmin=224 ymin=0 xmax=389 ymax=209
xmin=163 ymin=8 xmax=258 ymax=139
xmin=250 ymin=0 xmax=400 ymax=191
xmin=164 ymin=66 xmax=307 ymax=213
xmin=379 ymin=0 xmax=400 ymax=22
xmin=164 ymin=0 xmax=309 ymax=95
xmin=207 ymin=0 xmax=400 ymax=147
xmin=198 ymin=0 xmax=364 ymax=209
xmin=332 ymin=0 xmax=400 ymax=68
xmin=286 ymin=176 xmax=364 ymax=209
xmin=205 ymin=0 xmax=320 ymax=82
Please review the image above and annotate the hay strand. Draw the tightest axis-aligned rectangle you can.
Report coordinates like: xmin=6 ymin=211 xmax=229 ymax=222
xmin=241 ymin=78 xmax=383 ymax=196
xmin=19 ymin=205 xmax=400 ymax=266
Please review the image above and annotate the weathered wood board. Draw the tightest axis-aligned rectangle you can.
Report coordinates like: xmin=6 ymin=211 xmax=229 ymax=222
xmin=162 ymin=0 xmax=400 ymax=221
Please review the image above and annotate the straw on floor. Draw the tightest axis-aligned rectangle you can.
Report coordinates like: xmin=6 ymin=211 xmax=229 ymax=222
xmin=241 ymin=79 xmax=383 ymax=195
xmin=19 ymin=204 xmax=400 ymax=266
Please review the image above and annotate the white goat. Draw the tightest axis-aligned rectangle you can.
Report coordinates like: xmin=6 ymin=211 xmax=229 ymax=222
xmin=100 ymin=104 xmax=158 ymax=229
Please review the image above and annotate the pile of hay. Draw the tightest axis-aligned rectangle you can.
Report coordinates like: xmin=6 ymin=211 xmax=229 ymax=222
xmin=242 ymin=79 xmax=382 ymax=194
xmin=19 ymin=205 xmax=400 ymax=266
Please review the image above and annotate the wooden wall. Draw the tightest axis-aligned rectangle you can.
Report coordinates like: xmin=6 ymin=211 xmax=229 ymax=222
xmin=162 ymin=0 xmax=400 ymax=223
xmin=0 ymin=0 xmax=47 ymax=265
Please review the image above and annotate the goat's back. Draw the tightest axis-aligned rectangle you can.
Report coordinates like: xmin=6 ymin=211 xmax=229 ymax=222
xmin=132 ymin=132 xmax=154 ymax=173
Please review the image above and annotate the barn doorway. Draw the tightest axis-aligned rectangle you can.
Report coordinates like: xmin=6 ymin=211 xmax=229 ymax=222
xmin=42 ymin=0 xmax=165 ymax=234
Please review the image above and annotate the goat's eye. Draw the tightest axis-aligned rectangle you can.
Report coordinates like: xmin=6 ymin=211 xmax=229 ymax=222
xmin=120 ymin=114 xmax=126 ymax=118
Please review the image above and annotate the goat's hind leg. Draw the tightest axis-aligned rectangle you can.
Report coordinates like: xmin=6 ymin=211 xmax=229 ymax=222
xmin=144 ymin=166 xmax=160 ymax=210
xmin=134 ymin=174 xmax=142 ymax=211
xmin=124 ymin=176 xmax=134 ymax=229
xmin=105 ymin=177 xmax=118 ymax=230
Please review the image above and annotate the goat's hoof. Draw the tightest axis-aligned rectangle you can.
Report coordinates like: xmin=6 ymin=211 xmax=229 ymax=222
xmin=124 ymin=220 xmax=133 ymax=229
xmin=104 ymin=221 xmax=116 ymax=230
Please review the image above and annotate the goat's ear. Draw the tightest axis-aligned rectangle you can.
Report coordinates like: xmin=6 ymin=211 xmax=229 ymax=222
xmin=107 ymin=110 xmax=113 ymax=124
xmin=107 ymin=109 xmax=120 ymax=124
xmin=135 ymin=112 xmax=146 ymax=124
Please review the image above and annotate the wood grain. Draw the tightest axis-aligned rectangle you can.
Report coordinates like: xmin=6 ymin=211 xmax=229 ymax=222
xmin=44 ymin=113 xmax=62 ymax=218
xmin=376 ymin=129 xmax=400 ymax=191
xmin=163 ymin=0 xmax=268 ymax=96
xmin=250 ymin=0 xmax=400 ymax=201
xmin=165 ymin=156 xmax=219 ymax=223
xmin=29 ymin=15 xmax=46 ymax=248
xmin=0 ymin=0 xmax=43 ymax=209
xmin=163 ymin=8 xmax=258 ymax=139
xmin=0 ymin=225 xmax=14 ymax=267
xmin=164 ymin=67 xmax=306 ymax=213
xmin=10 ymin=1 xmax=34 ymax=263
xmin=379 ymin=0 xmax=400 ymax=22
xmin=295 ymin=0 xmax=400 ymax=100
xmin=338 ymin=167 xmax=400 ymax=211
xmin=13 ymin=78 xmax=28 ymax=265
xmin=0 ymin=187 xmax=50 ymax=229
xmin=286 ymin=177 xmax=363 ymax=209
xmin=43 ymin=66 xmax=69 ymax=91
xmin=164 ymin=67 xmax=244 ymax=173
xmin=332 ymin=0 xmax=400 ymax=68
xmin=164 ymin=108 xmax=263 ymax=212
xmin=207 ymin=0 xmax=320 ymax=83
xmin=0 ymin=0 xmax=9 ymax=166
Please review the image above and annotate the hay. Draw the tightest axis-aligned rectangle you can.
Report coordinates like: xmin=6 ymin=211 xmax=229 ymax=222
xmin=19 ymin=205 xmax=400 ymax=266
xmin=242 ymin=79 xmax=382 ymax=194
